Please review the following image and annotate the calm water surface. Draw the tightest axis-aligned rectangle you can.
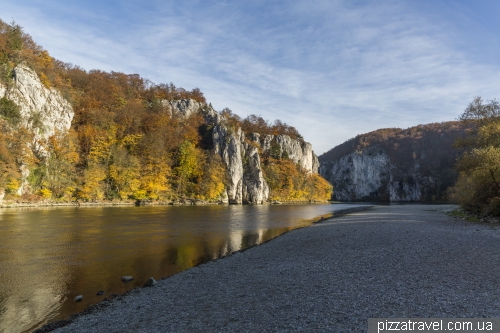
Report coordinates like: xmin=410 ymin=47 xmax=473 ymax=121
xmin=0 ymin=203 xmax=358 ymax=332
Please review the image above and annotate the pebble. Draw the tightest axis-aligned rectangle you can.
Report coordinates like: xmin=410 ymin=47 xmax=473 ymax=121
xmin=121 ymin=276 xmax=134 ymax=283
xmin=143 ymin=277 xmax=157 ymax=287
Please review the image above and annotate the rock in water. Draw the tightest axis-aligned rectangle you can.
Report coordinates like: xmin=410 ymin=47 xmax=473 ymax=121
xmin=74 ymin=295 xmax=83 ymax=302
xmin=143 ymin=277 xmax=157 ymax=287
xmin=96 ymin=290 xmax=105 ymax=296
xmin=121 ymin=276 xmax=134 ymax=283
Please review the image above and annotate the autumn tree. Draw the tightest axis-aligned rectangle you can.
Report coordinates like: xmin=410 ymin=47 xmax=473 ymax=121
xmin=37 ymin=130 xmax=79 ymax=199
xmin=0 ymin=19 xmax=332 ymax=205
xmin=0 ymin=121 xmax=20 ymax=194
xmin=450 ymin=97 xmax=500 ymax=215
xmin=199 ymin=152 xmax=226 ymax=200
xmin=175 ymin=140 xmax=203 ymax=197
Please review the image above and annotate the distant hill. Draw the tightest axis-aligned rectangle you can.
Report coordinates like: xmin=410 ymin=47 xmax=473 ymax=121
xmin=319 ymin=121 xmax=469 ymax=202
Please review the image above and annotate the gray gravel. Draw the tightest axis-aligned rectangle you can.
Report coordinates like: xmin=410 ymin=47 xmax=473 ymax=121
xmin=48 ymin=204 xmax=500 ymax=332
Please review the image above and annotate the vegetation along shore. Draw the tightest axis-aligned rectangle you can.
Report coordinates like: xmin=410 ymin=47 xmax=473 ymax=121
xmin=0 ymin=20 xmax=331 ymax=207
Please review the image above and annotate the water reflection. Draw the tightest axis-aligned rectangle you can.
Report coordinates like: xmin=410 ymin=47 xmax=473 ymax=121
xmin=0 ymin=204 xmax=355 ymax=332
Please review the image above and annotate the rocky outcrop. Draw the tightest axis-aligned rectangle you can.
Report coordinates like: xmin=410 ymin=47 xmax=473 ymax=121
xmin=319 ymin=122 xmax=466 ymax=202
xmin=3 ymin=65 xmax=73 ymax=140
xmin=210 ymin=120 xmax=268 ymax=204
xmin=167 ymin=99 xmax=202 ymax=118
xmin=0 ymin=82 xmax=5 ymax=97
xmin=201 ymin=103 xmax=319 ymax=204
xmin=212 ymin=123 xmax=246 ymax=203
xmin=242 ymin=134 xmax=269 ymax=204
xmin=1 ymin=65 xmax=74 ymax=195
xmin=319 ymin=151 xmax=421 ymax=201
xmin=261 ymin=134 xmax=319 ymax=173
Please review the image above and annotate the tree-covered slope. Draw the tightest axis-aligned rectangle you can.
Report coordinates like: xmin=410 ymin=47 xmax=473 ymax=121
xmin=0 ymin=20 xmax=331 ymax=204
xmin=319 ymin=122 xmax=468 ymax=202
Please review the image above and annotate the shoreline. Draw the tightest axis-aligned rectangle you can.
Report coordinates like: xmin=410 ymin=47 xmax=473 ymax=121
xmin=37 ymin=203 xmax=500 ymax=332
xmin=0 ymin=199 xmax=333 ymax=209
xmin=33 ymin=205 xmax=373 ymax=333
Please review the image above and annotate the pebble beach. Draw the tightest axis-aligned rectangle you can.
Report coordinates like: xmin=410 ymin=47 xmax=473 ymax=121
xmin=38 ymin=204 xmax=500 ymax=332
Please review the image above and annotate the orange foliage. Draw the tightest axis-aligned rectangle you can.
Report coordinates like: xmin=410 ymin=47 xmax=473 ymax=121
xmin=0 ymin=19 xmax=326 ymax=204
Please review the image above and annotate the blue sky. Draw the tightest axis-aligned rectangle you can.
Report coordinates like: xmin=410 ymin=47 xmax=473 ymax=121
xmin=2 ymin=0 xmax=500 ymax=154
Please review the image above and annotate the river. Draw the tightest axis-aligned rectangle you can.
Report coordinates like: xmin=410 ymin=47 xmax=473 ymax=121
xmin=0 ymin=203 xmax=360 ymax=332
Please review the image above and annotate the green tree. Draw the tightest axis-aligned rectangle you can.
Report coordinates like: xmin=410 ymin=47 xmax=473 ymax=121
xmin=0 ymin=97 xmax=21 ymax=125
xmin=7 ymin=22 xmax=22 ymax=51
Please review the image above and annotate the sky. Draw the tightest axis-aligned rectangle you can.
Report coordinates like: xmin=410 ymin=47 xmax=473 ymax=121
xmin=2 ymin=0 xmax=500 ymax=154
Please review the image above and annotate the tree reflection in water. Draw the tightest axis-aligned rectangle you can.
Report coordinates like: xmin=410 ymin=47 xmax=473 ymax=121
xmin=0 ymin=204 xmax=351 ymax=332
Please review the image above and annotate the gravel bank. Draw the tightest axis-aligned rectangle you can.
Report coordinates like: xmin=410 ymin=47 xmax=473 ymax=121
xmin=45 ymin=204 xmax=500 ymax=332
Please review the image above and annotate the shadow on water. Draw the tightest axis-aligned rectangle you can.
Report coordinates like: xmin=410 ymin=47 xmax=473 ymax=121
xmin=0 ymin=203 xmax=363 ymax=332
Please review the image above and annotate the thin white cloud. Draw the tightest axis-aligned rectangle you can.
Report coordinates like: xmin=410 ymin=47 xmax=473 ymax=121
xmin=2 ymin=0 xmax=500 ymax=154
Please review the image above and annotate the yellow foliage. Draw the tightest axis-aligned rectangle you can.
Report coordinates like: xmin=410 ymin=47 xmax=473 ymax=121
xmin=39 ymin=188 xmax=52 ymax=199
xmin=263 ymin=158 xmax=332 ymax=202
xmin=64 ymin=186 xmax=75 ymax=200
xmin=39 ymin=72 xmax=50 ymax=88
xmin=121 ymin=134 xmax=143 ymax=150
xmin=139 ymin=158 xmax=171 ymax=200
xmin=78 ymin=163 xmax=107 ymax=201
xmin=132 ymin=189 xmax=148 ymax=201
xmin=44 ymin=130 xmax=79 ymax=198
xmin=38 ymin=50 xmax=53 ymax=69
xmin=6 ymin=178 xmax=20 ymax=194
xmin=451 ymin=146 xmax=500 ymax=214
xmin=305 ymin=174 xmax=333 ymax=201
xmin=175 ymin=140 xmax=203 ymax=196
xmin=88 ymin=127 xmax=117 ymax=164
xmin=451 ymin=97 xmax=500 ymax=215
xmin=199 ymin=153 xmax=226 ymax=200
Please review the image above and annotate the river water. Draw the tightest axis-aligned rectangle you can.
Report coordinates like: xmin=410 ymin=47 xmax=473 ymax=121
xmin=0 ymin=203 xmax=358 ymax=332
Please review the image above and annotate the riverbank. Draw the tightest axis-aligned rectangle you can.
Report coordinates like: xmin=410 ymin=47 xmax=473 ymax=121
xmin=38 ymin=204 xmax=500 ymax=332
xmin=0 ymin=199 xmax=331 ymax=209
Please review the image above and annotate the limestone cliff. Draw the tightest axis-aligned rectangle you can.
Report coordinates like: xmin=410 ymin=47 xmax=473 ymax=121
xmin=201 ymin=102 xmax=319 ymax=204
xmin=0 ymin=65 xmax=74 ymax=195
xmin=203 ymin=105 xmax=268 ymax=204
xmin=261 ymin=134 xmax=319 ymax=173
xmin=2 ymin=65 xmax=73 ymax=140
xmin=319 ymin=122 xmax=466 ymax=202
xmin=167 ymin=99 xmax=202 ymax=118
xmin=319 ymin=150 xmax=422 ymax=201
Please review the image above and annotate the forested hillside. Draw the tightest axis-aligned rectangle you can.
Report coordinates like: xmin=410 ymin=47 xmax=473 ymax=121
xmin=0 ymin=20 xmax=331 ymax=204
xmin=319 ymin=122 xmax=468 ymax=202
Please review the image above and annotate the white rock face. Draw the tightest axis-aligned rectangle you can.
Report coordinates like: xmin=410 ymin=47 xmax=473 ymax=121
xmin=241 ymin=141 xmax=269 ymax=204
xmin=319 ymin=151 xmax=422 ymax=201
xmin=212 ymin=123 xmax=245 ymax=203
xmin=6 ymin=65 xmax=73 ymax=139
xmin=1 ymin=65 xmax=74 ymax=195
xmin=167 ymin=99 xmax=202 ymax=118
xmin=190 ymin=101 xmax=321 ymax=204
xmin=0 ymin=82 xmax=6 ymax=98
xmin=200 ymin=104 xmax=270 ymax=204
xmin=261 ymin=134 xmax=319 ymax=173
xmin=210 ymin=121 xmax=269 ymax=204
